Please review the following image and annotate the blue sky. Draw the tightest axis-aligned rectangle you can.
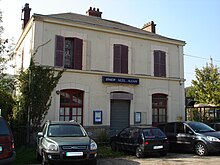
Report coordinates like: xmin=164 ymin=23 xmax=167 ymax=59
xmin=1 ymin=0 xmax=220 ymax=87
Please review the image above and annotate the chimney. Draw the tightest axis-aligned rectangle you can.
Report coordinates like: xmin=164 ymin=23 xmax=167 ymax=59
xmin=142 ymin=21 xmax=156 ymax=33
xmin=21 ymin=3 xmax=31 ymax=30
xmin=86 ymin=7 xmax=102 ymax=18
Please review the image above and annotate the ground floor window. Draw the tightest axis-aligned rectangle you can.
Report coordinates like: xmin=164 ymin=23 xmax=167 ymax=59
xmin=59 ymin=89 xmax=84 ymax=124
xmin=152 ymin=94 xmax=167 ymax=126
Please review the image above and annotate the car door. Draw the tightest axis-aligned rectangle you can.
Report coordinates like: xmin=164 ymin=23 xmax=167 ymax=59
xmin=164 ymin=123 xmax=176 ymax=148
xmin=117 ymin=128 xmax=131 ymax=150
xmin=176 ymin=123 xmax=196 ymax=151
xmin=129 ymin=128 xmax=140 ymax=152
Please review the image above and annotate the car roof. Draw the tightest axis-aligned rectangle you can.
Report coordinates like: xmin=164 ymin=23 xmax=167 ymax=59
xmin=47 ymin=120 xmax=80 ymax=125
xmin=129 ymin=125 xmax=157 ymax=129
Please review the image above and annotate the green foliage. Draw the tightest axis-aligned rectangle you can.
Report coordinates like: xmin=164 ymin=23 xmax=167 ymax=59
xmin=185 ymin=86 xmax=196 ymax=98
xmin=191 ymin=62 xmax=220 ymax=105
xmin=14 ymin=146 xmax=38 ymax=165
xmin=0 ymin=9 xmax=15 ymax=120
xmin=16 ymin=58 xmax=63 ymax=130
xmin=0 ymin=90 xmax=15 ymax=120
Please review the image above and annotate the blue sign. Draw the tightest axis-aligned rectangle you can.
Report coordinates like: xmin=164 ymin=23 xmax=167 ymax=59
xmin=102 ymin=76 xmax=139 ymax=85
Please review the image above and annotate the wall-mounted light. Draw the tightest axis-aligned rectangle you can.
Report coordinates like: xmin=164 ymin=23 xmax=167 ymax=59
xmin=56 ymin=90 xmax=60 ymax=95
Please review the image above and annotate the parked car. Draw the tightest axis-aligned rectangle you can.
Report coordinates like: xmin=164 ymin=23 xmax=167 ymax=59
xmin=0 ymin=116 xmax=16 ymax=165
xmin=207 ymin=123 xmax=220 ymax=131
xmin=158 ymin=121 xmax=220 ymax=156
xmin=110 ymin=125 xmax=169 ymax=158
xmin=36 ymin=120 xmax=97 ymax=165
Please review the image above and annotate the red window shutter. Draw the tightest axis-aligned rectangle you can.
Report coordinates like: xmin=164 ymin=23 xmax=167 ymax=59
xmin=154 ymin=50 xmax=160 ymax=76
xmin=55 ymin=35 xmax=65 ymax=67
xmin=73 ymin=38 xmax=83 ymax=70
xmin=114 ymin=44 xmax=121 ymax=73
xmin=121 ymin=45 xmax=128 ymax=73
xmin=160 ymin=51 xmax=166 ymax=77
xmin=154 ymin=50 xmax=166 ymax=77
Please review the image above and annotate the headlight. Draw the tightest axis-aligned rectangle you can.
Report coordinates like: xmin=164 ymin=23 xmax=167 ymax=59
xmin=45 ymin=142 xmax=59 ymax=151
xmin=90 ymin=140 xmax=97 ymax=150
xmin=207 ymin=136 xmax=220 ymax=142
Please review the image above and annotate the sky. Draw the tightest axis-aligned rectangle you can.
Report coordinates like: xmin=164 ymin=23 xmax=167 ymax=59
xmin=1 ymin=0 xmax=220 ymax=87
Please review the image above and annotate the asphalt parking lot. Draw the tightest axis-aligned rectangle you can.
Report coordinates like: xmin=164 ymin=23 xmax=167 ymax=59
xmin=97 ymin=152 xmax=220 ymax=165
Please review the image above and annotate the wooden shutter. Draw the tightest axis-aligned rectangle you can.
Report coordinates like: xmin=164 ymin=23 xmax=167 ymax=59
xmin=73 ymin=38 xmax=83 ymax=70
xmin=113 ymin=44 xmax=121 ymax=73
xmin=121 ymin=45 xmax=128 ymax=73
xmin=154 ymin=50 xmax=160 ymax=76
xmin=160 ymin=51 xmax=166 ymax=77
xmin=55 ymin=35 xmax=65 ymax=67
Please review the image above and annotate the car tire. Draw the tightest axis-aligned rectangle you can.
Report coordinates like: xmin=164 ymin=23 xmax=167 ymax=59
xmin=159 ymin=151 xmax=167 ymax=156
xmin=136 ymin=147 xmax=145 ymax=158
xmin=195 ymin=142 xmax=208 ymax=156
xmin=42 ymin=152 xmax=49 ymax=165
xmin=110 ymin=141 xmax=117 ymax=151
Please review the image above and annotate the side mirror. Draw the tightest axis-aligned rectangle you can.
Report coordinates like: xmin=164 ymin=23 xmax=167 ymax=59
xmin=88 ymin=132 xmax=93 ymax=137
xmin=37 ymin=132 xmax=43 ymax=137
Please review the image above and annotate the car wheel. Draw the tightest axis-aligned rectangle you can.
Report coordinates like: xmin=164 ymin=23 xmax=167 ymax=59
xmin=159 ymin=151 xmax=167 ymax=156
xmin=136 ymin=147 xmax=145 ymax=158
xmin=42 ymin=152 xmax=49 ymax=165
xmin=110 ymin=141 xmax=117 ymax=151
xmin=195 ymin=142 xmax=208 ymax=156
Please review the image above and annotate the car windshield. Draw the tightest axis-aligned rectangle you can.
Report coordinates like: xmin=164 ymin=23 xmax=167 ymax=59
xmin=143 ymin=128 xmax=165 ymax=138
xmin=48 ymin=124 xmax=86 ymax=137
xmin=188 ymin=122 xmax=215 ymax=133
xmin=0 ymin=119 xmax=10 ymax=135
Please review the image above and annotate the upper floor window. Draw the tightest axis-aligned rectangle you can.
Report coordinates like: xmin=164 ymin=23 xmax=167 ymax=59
xmin=55 ymin=35 xmax=83 ymax=70
xmin=154 ymin=50 xmax=166 ymax=77
xmin=113 ymin=44 xmax=128 ymax=74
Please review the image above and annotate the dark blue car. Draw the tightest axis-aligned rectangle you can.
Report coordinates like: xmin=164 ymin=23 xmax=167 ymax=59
xmin=158 ymin=121 xmax=220 ymax=156
xmin=110 ymin=126 xmax=169 ymax=158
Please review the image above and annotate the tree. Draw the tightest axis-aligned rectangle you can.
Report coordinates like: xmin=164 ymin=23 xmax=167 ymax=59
xmin=0 ymin=9 xmax=15 ymax=119
xmin=16 ymin=56 xmax=64 ymax=131
xmin=191 ymin=61 xmax=220 ymax=105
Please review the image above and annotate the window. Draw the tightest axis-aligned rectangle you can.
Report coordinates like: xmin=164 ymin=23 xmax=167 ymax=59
xmin=59 ymin=89 xmax=84 ymax=124
xmin=152 ymin=94 xmax=167 ymax=125
xmin=154 ymin=50 xmax=166 ymax=77
xmin=113 ymin=44 xmax=128 ymax=73
xmin=55 ymin=35 xmax=83 ymax=70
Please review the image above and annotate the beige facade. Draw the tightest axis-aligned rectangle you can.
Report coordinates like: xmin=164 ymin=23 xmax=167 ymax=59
xmin=15 ymin=7 xmax=186 ymax=132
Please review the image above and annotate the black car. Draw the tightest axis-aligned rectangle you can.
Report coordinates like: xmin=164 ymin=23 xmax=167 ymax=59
xmin=0 ymin=116 xmax=16 ymax=165
xmin=36 ymin=120 xmax=97 ymax=165
xmin=158 ymin=121 xmax=220 ymax=156
xmin=110 ymin=126 xmax=169 ymax=158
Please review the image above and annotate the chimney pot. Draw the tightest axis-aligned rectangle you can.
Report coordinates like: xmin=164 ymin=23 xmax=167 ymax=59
xmin=142 ymin=21 xmax=156 ymax=33
xmin=21 ymin=3 xmax=31 ymax=30
xmin=86 ymin=7 xmax=102 ymax=18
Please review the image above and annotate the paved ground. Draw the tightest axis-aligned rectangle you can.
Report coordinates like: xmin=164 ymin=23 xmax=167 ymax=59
xmin=31 ymin=152 xmax=220 ymax=165
xmin=97 ymin=152 xmax=220 ymax=165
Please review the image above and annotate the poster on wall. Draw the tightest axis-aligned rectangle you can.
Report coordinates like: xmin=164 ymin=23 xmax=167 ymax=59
xmin=135 ymin=112 xmax=141 ymax=123
xmin=93 ymin=110 xmax=102 ymax=124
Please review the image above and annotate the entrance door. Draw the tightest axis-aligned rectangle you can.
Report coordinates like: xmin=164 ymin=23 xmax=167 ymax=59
xmin=110 ymin=100 xmax=130 ymax=134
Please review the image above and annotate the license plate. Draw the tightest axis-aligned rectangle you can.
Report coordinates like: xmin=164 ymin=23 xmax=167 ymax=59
xmin=153 ymin=145 xmax=163 ymax=149
xmin=0 ymin=146 xmax=2 ymax=152
xmin=66 ymin=152 xmax=83 ymax=156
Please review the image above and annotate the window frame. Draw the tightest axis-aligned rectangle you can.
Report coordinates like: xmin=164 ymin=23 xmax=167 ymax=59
xmin=154 ymin=50 xmax=166 ymax=77
xmin=55 ymin=35 xmax=83 ymax=70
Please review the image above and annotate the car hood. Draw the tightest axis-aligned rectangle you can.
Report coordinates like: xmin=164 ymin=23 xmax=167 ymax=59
xmin=48 ymin=136 xmax=91 ymax=146
xmin=202 ymin=131 xmax=220 ymax=138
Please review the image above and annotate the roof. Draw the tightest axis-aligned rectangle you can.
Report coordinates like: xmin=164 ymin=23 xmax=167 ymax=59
xmin=32 ymin=12 xmax=185 ymax=45
xmin=47 ymin=120 xmax=80 ymax=125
